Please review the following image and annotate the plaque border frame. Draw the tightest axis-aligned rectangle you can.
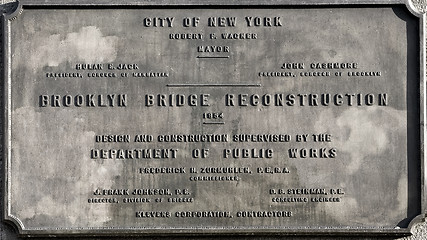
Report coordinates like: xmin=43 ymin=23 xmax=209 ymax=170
xmin=1 ymin=0 xmax=426 ymax=237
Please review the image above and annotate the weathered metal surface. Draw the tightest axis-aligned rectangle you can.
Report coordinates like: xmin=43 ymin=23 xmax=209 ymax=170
xmin=2 ymin=0 xmax=425 ymax=237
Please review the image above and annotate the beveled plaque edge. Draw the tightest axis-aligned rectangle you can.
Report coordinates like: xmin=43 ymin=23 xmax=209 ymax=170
xmin=2 ymin=0 xmax=22 ymax=236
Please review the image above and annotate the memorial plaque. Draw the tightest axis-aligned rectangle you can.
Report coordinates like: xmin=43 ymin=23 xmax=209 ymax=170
xmin=2 ymin=0 xmax=426 ymax=237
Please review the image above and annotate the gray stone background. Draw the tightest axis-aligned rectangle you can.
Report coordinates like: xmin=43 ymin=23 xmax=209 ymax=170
xmin=1 ymin=0 xmax=427 ymax=239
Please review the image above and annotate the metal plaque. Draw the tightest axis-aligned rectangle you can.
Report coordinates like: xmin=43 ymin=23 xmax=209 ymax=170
xmin=3 ymin=0 xmax=426 ymax=237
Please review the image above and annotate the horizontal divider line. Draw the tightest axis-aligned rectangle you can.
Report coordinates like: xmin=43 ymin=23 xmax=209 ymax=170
xmin=203 ymin=122 xmax=225 ymax=125
xmin=166 ymin=83 xmax=261 ymax=87
xmin=197 ymin=56 xmax=230 ymax=59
